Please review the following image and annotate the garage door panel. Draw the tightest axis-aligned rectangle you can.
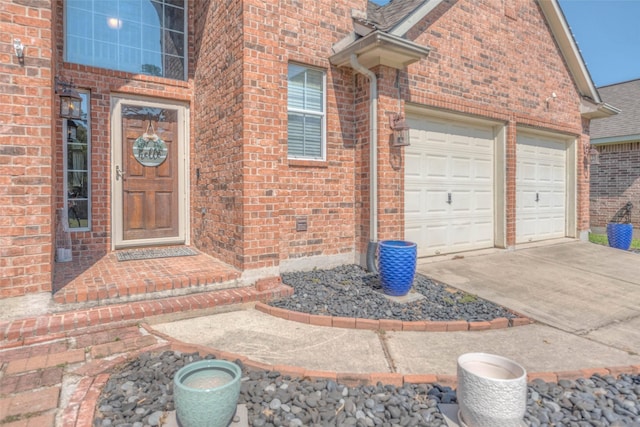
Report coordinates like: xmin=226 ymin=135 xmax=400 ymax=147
xmin=406 ymin=114 xmax=495 ymax=257
xmin=516 ymin=133 xmax=567 ymax=243
xmin=405 ymin=153 xmax=422 ymax=178
xmin=425 ymin=189 xmax=448 ymax=215
xmin=404 ymin=188 xmax=422 ymax=216
xmin=426 ymin=154 xmax=448 ymax=178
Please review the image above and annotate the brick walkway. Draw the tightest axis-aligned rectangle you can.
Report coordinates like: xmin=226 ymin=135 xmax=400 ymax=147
xmin=0 ymin=281 xmax=292 ymax=427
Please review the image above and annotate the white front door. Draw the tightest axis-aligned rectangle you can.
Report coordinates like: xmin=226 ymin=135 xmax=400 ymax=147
xmin=405 ymin=115 xmax=495 ymax=257
xmin=516 ymin=133 xmax=567 ymax=243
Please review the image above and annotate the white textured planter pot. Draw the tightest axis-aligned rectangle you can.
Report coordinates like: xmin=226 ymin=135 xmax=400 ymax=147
xmin=457 ymin=353 xmax=527 ymax=427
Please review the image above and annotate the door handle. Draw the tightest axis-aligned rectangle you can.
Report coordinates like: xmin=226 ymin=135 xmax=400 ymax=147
xmin=535 ymin=192 xmax=539 ymax=202
xmin=447 ymin=193 xmax=452 ymax=204
xmin=116 ymin=165 xmax=125 ymax=181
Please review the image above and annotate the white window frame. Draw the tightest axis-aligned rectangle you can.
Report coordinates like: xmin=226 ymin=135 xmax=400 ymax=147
xmin=287 ymin=63 xmax=326 ymax=161
xmin=63 ymin=90 xmax=91 ymax=231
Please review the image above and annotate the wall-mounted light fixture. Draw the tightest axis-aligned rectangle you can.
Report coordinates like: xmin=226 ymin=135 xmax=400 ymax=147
xmin=545 ymin=92 xmax=557 ymax=109
xmin=13 ymin=38 xmax=25 ymax=64
xmin=585 ymin=143 xmax=600 ymax=166
xmin=390 ymin=114 xmax=410 ymax=147
xmin=55 ymin=77 xmax=82 ymax=119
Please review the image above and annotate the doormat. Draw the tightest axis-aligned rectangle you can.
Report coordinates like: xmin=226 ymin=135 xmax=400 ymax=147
xmin=115 ymin=247 xmax=198 ymax=261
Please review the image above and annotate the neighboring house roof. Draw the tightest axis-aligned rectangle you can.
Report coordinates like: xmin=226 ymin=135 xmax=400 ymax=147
xmin=332 ymin=0 xmax=617 ymax=119
xmin=591 ymin=79 xmax=640 ymax=144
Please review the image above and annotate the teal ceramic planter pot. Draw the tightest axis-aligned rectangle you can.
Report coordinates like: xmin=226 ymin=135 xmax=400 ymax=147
xmin=606 ymin=223 xmax=633 ymax=250
xmin=173 ymin=360 xmax=241 ymax=427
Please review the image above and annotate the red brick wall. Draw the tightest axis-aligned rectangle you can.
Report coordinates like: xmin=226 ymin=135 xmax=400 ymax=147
xmin=190 ymin=0 xmax=245 ymax=268
xmin=0 ymin=0 xmax=54 ymax=297
xmin=590 ymin=142 xmax=640 ymax=229
xmin=239 ymin=0 xmax=366 ymax=271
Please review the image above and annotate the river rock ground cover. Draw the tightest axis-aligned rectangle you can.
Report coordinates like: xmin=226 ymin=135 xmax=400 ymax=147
xmin=95 ymin=351 xmax=640 ymax=427
xmin=94 ymin=265 xmax=640 ymax=426
xmin=270 ymin=264 xmax=516 ymax=322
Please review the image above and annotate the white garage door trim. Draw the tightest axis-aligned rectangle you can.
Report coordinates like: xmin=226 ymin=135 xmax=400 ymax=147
xmin=516 ymin=130 xmax=576 ymax=244
xmin=404 ymin=110 xmax=503 ymax=257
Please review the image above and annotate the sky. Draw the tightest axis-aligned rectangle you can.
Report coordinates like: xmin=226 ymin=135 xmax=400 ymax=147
xmin=559 ymin=0 xmax=640 ymax=87
xmin=369 ymin=0 xmax=640 ymax=88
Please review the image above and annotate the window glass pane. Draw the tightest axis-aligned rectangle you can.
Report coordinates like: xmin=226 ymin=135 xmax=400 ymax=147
xmin=119 ymin=1 xmax=142 ymax=22
xmin=164 ymin=55 xmax=184 ymax=80
xmin=288 ymin=113 xmax=304 ymax=157
xmin=165 ymin=5 xmax=184 ymax=31
xmin=94 ymin=1 xmax=113 ymax=15
xmin=67 ymin=0 xmax=90 ymax=11
xmin=64 ymin=0 xmax=185 ymax=80
xmin=304 ymin=115 xmax=322 ymax=158
xmin=164 ymin=30 xmax=184 ymax=56
xmin=142 ymin=1 xmax=162 ymax=28
xmin=67 ymin=8 xmax=92 ymax=38
xmin=68 ymin=199 xmax=89 ymax=229
xmin=288 ymin=65 xmax=306 ymax=110
xmin=142 ymin=50 xmax=163 ymax=76
xmin=65 ymin=92 xmax=91 ymax=230
xmin=120 ymin=22 xmax=142 ymax=48
xmin=141 ymin=25 xmax=162 ymax=51
xmin=164 ymin=0 xmax=184 ymax=7
xmin=305 ymin=70 xmax=324 ymax=112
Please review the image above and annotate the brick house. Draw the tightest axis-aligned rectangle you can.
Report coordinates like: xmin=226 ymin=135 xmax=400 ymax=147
xmin=1 ymin=0 xmax=616 ymax=302
xmin=589 ymin=79 xmax=640 ymax=235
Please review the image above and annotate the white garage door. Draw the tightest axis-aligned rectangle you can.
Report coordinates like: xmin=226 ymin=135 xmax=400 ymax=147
xmin=516 ymin=133 xmax=566 ymax=243
xmin=405 ymin=115 xmax=495 ymax=257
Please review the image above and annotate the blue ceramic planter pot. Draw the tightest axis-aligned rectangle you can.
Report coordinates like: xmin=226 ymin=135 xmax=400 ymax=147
xmin=607 ymin=223 xmax=633 ymax=251
xmin=378 ymin=240 xmax=417 ymax=296
xmin=174 ymin=360 xmax=241 ymax=427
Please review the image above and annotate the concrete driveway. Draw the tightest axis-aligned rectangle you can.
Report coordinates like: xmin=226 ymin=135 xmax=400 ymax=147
xmin=419 ymin=240 xmax=640 ymax=355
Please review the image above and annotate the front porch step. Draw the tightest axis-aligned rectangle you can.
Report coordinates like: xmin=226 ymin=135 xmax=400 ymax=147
xmin=53 ymin=249 xmax=244 ymax=305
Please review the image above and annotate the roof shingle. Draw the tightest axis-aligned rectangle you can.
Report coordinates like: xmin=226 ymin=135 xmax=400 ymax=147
xmin=367 ymin=0 xmax=431 ymax=32
xmin=591 ymin=79 xmax=640 ymax=140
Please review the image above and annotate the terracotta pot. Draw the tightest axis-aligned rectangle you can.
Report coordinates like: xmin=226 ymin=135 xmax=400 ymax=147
xmin=457 ymin=353 xmax=527 ymax=427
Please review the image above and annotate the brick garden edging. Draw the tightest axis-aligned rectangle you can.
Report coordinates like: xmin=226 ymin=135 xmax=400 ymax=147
xmin=254 ymin=301 xmax=534 ymax=332
xmin=150 ymin=327 xmax=640 ymax=388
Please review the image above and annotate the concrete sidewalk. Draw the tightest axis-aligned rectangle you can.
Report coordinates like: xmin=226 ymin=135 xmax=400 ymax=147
xmin=152 ymin=240 xmax=640 ymax=376
xmin=151 ymin=307 xmax=640 ymax=377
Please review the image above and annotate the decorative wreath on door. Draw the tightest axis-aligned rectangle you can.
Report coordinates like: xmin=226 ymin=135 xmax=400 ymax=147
xmin=133 ymin=120 xmax=168 ymax=167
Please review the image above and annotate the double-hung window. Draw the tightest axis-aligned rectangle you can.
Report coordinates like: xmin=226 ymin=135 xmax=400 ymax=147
xmin=65 ymin=0 xmax=186 ymax=80
xmin=287 ymin=64 xmax=326 ymax=160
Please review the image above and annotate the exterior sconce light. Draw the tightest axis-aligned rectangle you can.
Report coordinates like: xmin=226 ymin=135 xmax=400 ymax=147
xmin=585 ymin=143 xmax=600 ymax=166
xmin=390 ymin=114 xmax=410 ymax=147
xmin=13 ymin=38 xmax=25 ymax=64
xmin=55 ymin=77 xmax=82 ymax=120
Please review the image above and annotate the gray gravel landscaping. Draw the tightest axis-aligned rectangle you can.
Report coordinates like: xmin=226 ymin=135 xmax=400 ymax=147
xmin=95 ymin=351 xmax=640 ymax=427
xmin=271 ymin=264 xmax=516 ymax=322
xmin=93 ymin=265 xmax=640 ymax=426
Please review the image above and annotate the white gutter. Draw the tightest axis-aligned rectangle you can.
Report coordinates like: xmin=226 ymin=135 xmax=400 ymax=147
xmin=349 ymin=54 xmax=378 ymax=244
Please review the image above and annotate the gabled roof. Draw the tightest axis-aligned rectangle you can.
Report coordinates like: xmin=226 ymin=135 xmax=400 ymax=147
xmin=366 ymin=0 xmax=431 ymax=32
xmin=590 ymin=79 xmax=640 ymax=144
xmin=333 ymin=0 xmax=618 ymax=119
